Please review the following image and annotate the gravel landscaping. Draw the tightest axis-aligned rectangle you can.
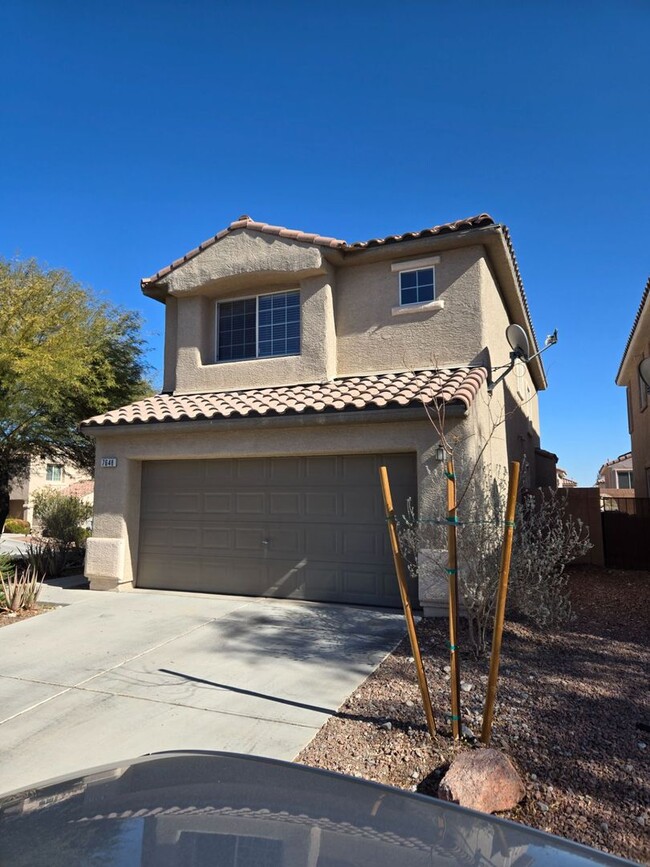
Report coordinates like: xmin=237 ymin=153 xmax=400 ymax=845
xmin=297 ymin=567 xmax=649 ymax=864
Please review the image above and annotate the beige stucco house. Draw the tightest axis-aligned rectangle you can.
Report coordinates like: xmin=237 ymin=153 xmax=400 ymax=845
xmin=7 ymin=459 xmax=93 ymax=529
xmin=616 ymin=277 xmax=650 ymax=498
xmin=596 ymin=452 xmax=635 ymax=500
xmin=81 ymin=214 xmax=549 ymax=615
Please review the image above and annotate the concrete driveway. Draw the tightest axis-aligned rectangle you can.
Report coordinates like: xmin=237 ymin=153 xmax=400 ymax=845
xmin=0 ymin=585 xmax=406 ymax=794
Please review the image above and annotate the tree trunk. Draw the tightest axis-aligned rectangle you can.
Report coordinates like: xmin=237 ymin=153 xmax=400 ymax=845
xmin=0 ymin=459 xmax=10 ymax=534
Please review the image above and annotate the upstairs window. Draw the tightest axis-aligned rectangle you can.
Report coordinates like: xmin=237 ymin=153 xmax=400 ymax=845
xmin=615 ymin=470 xmax=633 ymax=489
xmin=399 ymin=267 xmax=435 ymax=306
xmin=217 ymin=290 xmax=300 ymax=362
xmin=46 ymin=464 xmax=63 ymax=482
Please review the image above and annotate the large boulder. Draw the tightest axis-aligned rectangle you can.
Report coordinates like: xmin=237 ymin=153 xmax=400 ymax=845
xmin=438 ymin=749 xmax=525 ymax=814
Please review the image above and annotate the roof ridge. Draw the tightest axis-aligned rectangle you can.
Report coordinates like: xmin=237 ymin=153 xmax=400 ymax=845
xmin=141 ymin=214 xmax=496 ymax=287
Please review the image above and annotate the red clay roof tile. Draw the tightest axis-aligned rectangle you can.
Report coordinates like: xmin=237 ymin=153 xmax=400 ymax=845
xmin=141 ymin=214 xmax=494 ymax=287
xmin=81 ymin=367 xmax=488 ymax=429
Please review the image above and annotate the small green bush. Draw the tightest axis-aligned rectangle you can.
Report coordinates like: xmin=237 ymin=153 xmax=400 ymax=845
xmin=3 ymin=518 xmax=31 ymax=535
xmin=32 ymin=489 xmax=92 ymax=551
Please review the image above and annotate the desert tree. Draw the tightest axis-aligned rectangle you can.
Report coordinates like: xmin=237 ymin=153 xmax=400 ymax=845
xmin=0 ymin=257 xmax=151 ymax=530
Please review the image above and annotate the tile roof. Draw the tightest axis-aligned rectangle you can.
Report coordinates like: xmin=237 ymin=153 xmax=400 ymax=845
xmin=617 ymin=276 xmax=650 ymax=380
xmin=81 ymin=367 xmax=488 ymax=429
xmin=141 ymin=214 xmax=495 ymax=287
xmin=61 ymin=480 xmax=95 ymax=498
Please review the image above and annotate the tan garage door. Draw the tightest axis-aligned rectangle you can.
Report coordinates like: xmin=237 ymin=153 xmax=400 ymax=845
xmin=137 ymin=453 xmax=418 ymax=607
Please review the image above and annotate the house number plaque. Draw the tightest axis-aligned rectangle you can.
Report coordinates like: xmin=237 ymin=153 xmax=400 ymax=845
xmin=100 ymin=457 xmax=118 ymax=468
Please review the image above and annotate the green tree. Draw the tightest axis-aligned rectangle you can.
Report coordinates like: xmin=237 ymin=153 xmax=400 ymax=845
xmin=0 ymin=257 xmax=151 ymax=530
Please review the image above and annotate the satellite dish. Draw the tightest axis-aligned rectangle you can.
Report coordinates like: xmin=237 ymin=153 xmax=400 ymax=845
xmin=640 ymin=357 xmax=650 ymax=388
xmin=505 ymin=324 xmax=530 ymax=361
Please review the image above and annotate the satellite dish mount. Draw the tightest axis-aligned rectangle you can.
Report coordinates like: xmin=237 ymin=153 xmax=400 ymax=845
xmin=487 ymin=325 xmax=557 ymax=393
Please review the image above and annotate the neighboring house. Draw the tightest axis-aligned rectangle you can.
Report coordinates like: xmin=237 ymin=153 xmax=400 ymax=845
xmin=556 ymin=467 xmax=577 ymax=488
xmin=616 ymin=277 xmax=650 ymax=498
xmin=7 ymin=460 xmax=94 ymax=529
xmin=81 ymin=213 xmax=550 ymax=615
xmin=596 ymin=452 xmax=635 ymax=499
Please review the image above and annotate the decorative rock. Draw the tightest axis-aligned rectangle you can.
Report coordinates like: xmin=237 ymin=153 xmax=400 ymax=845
xmin=438 ymin=749 xmax=525 ymax=814
xmin=460 ymin=682 xmax=473 ymax=692
xmin=599 ymin=822 xmax=609 ymax=833
xmin=461 ymin=724 xmax=476 ymax=741
xmin=538 ymin=802 xmax=549 ymax=814
xmin=380 ymin=721 xmax=392 ymax=731
xmin=443 ymin=665 xmax=451 ymax=674
xmin=638 ymin=741 xmax=647 ymax=750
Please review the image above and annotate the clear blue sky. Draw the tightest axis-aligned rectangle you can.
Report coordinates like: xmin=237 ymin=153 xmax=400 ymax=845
xmin=1 ymin=1 xmax=648 ymax=486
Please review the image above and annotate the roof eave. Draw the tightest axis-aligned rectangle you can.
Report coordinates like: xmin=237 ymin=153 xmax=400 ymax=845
xmin=479 ymin=225 xmax=547 ymax=391
xmin=615 ymin=277 xmax=650 ymax=385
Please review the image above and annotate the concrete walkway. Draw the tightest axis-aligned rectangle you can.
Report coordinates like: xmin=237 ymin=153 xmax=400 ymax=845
xmin=0 ymin=586 xmax=405 ymax=794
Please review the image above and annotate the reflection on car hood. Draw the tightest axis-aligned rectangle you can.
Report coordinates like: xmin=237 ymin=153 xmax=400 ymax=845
xmin=0 ymin=751 xmax=633 ymax=866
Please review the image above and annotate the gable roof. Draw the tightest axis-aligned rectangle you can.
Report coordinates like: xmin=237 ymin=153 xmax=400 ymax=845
xmin=140 ymin=212 xmax=546 ymax=390
xmin=81 ymin=367 xmax=488 ymax=429
xmin=141 ymin=213 xmax=496 ymax=288
xmin=616 ymin=276 xmax=650 ymax=384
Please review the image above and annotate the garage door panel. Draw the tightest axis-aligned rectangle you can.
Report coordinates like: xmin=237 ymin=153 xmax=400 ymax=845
xmin=173 ymin=493 xmax=202 ymax=513
xmin=342 ymin=527 xmax=381 ymax=558
xmin=204 ymin=493 xmax=233 ymax=513
xmin=268 ymin=457 xmax=304 ymax=484
xmin=236 ymin=459 xmax=267 ymax=484
xmin=138 ymin=453 xmax=418 ymax=606
xmin=201 ymin=527 xmax=232 ymax=549
xmin=171 ymin=527 xmax=201 ymax=548
xmin=234 ymin=527 xmax=266 ymax=551
xmin=269 ymin=492 xmax=301 ymax=515
xmin=266 ymin=526 xmax=303 ymax=557
xmin=305 ymin=456 xmax=339 ymax=484
xmin=304 ymin=525 xmax=340 ymax=556
xmin=305 ymin=491 xmax=339 ymax=518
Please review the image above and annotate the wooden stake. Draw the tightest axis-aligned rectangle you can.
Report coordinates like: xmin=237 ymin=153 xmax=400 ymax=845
xmin=481 ymin=460 xmax=521 ymax=745
xmin=379 ymin=466 xmax=437 ymax=740
xmin=446 ymin=458 xmax=462 ymax=740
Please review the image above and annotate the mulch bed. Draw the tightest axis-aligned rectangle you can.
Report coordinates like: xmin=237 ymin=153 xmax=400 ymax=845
xmin=0 ymin=604 xmax=53 ymax=629
xmin=297 ymin=567 xmax=650 ymax=864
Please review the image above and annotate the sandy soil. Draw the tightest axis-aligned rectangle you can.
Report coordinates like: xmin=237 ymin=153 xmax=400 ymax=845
xmin=297 ymin=567 xmax=649 ymax=864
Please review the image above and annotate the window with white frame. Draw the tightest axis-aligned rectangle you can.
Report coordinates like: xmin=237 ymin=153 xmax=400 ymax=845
xmin=391 ymin=255 xmax=440 ymax=310
xmin=615 ymin=469 xmax=633 ymax=489
xmin=216 ymin=290 xmax=300 ymax=362
xmin=399 ymin=267 xmax=435 ymax=306
xmin=46 ymin=464 xmax=63 ymax=482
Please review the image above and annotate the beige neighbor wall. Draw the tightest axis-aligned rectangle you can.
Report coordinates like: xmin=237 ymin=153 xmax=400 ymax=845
xmin=85 ymin=409 xmax=487 ymax=614
xmin=8 ymin=459 xmax=91 ymax=527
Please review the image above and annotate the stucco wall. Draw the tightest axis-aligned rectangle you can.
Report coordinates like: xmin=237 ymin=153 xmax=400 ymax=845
xmin=335 ymin=245 xmax=485 ymax=375
xmin=86 ymin=409 xmax=485 ymax=613
xmin=628 ymin=372 xmax=650 ymax=497
xmin=8 ymin=459 xmax=91 ymax=526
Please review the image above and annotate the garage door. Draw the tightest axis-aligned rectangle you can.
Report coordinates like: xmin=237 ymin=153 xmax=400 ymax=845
xmin=137 ymin=453 xmax=418 ymax=607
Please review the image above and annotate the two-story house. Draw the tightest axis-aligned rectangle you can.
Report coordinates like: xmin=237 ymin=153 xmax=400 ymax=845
xmin=616 ymin=277 xmax=650 ymax=498
xmin=81 ymin=214 xmax=548 ymax=615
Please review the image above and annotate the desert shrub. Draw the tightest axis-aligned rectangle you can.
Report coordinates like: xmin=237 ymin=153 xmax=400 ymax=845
xmin=3 ymin=518 xmax=31 ymax=535
xmin=399 ymin=462 xmax=592 ymax=656
xmin=24 ymin=540 xmax=68 ymax=579
xmin=510 ymin=488 xmax=592 ymax=627
xmin=0 ymin=563 xmax=43 ymax=613
xmin=32 ymin=489 xmax=92 ymax=551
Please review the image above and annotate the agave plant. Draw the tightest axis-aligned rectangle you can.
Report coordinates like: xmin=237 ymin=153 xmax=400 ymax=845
xmin=0 ymin=564 xmax=44 ymax=614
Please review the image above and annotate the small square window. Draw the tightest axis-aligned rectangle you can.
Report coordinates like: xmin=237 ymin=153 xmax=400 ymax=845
xmin=399 ymin=267 xmax=435 ymax=305
xmin=46 ymin=464 xmax=63 ymax=482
